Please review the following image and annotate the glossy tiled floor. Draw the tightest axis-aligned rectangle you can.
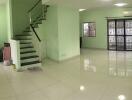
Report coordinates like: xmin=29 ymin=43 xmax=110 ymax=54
xmin=0 ymin=49 xmax=132 ymax=100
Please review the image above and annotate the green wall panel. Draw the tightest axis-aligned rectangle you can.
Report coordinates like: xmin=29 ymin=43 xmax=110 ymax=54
xmin=0 ymin=4 xmax=8 ymax=48
xmin=34 ymin=5 xmax=59 ymax=61
xmin=42 ymin=5 xmax=59 ymax=61
xmin=58 ymin=6 xmax=80 ymax=60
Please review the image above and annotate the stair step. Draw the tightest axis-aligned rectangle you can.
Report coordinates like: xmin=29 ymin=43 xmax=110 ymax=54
xmin=20 ymin=47 xmax=35 ymax=53
xmin=20 ymin=52 xmax=37 ymax=57
xmin=32 ymin=24 xmax=39 ymax=28
xmin=20 ymin=42 xmax=32 ymax=44
xmin=32 ymin=22 xmax=42 ymax=25
xmin=36 ymin=16 xmax=42 ymax=19
xmin=16 ymin=38 xmax=32 ymax=40
xmin=37 ymin=16 xmax=45 ymax=20
xmin=33 ymin=20 xmax=42 ymax=24
xmin=19 ymin=38 xmax=32 ymax=40
xmin=17 ymin=38 xmax=32 ymax=40
xmin=38 ymin=18 xmax=45 ymax=21
xmin=23 ymin=30 xmax=32 ymax=32
xmin=20 ymin=51 xmax=36 ymax=54
xmin=21 ymin=61 xmax=40 ymax=66
xmin=21 ymin=55 xmax=39 ymax=60
xmin=21 ymin=57 xmax=40 ymax=64
xmin=16 ymin=34 xmax=32 ymax=36
xmin=20 ymin=43 xmax=33 ymax=49
xmin=20 ymin=46 xmax=34 ymax=49
xmin=19 ymin=40 xmax=32 ymax=43
xmin=37 ymin=21 xmax=42 ymax=24
xmin=26 ymin=27 xmax=30 ymax=29
xmin=46 ymin=5 xmax=50 ymax=8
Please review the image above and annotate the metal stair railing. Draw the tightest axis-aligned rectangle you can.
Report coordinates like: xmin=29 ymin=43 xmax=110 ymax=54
xmin=28 ymin=0 xmax=43 ymax=42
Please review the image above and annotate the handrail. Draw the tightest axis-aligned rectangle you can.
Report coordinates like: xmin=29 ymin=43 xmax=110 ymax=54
xmin=28 ymin=0 xmax=41 ymax=13
xmin=27 ymin=0 xmax=42 ymax=42
xmin=30 ymin=24 xmax=41 ymax=42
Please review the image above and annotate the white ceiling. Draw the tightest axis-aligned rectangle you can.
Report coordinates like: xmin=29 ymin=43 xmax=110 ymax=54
xmin=43 ymin=0 xmax=132 ymax=9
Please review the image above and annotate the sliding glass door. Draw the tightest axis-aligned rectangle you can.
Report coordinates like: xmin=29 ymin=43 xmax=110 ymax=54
xmin=116 ymin=20 xmax=125 ymax=51
xmin=125 ymin=20 xmax=132 ymax=50
xmin=108 ymin=19 xmax=132 ymax=51
xmin=108 ymin=20 xmax=116 ymax=50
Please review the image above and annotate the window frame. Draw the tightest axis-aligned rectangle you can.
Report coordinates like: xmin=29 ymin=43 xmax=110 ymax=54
xmin=82 ymin=22 xmax=96 ymax=37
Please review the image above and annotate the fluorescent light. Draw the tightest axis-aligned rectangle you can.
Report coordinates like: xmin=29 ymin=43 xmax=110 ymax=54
xmin=79 ymin=9 xmax=86 ymax=12
xmin=123 ymin=11 xmax=132 ymax=16
xmin=114 ymin=3 xmax=128 ymax=7
xmin=123 ymin=11 xmax=129 ymax=14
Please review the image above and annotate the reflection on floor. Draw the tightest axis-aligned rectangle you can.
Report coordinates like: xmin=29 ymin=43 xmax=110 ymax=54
xmin=0 ymin=49 xmax=132 ymax=100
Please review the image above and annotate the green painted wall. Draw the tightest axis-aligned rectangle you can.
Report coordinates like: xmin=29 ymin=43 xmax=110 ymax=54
xmin=80 ymin=7 xmax=132 ymax=49
xmin=45 ymin=6 xmax=59 ymax=61
xmin=0 ymin=4 xmax=8 ymax=48
xmin=11 ymin=0 xmax=39 ymax=35
xmin=58 ymin=6 xmax=80 ymax=60
xmin=6 ymin=0 xmax=13 ymax=40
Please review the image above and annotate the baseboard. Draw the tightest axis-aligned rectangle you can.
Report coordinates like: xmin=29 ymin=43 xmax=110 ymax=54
xmin=81 ymin=47 xmax=107 ymax=50
xmin=58 ymin=54 xmax=80 ymax=62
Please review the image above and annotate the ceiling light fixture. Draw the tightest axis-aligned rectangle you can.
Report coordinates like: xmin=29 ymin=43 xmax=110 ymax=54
xmin=123 ymin=11 xmax=129 ymax=15
xmin=114 ymin=3 xmax=128 ymax=7
xmin=79 ymin=9 xmax=86 ymax=12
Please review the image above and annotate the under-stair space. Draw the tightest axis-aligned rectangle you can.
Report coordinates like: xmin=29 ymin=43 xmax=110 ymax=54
xmin=11 ymin=0 xmax=49 ymax=71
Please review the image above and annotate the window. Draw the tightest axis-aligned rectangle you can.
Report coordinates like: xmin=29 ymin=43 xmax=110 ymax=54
xmin=83 ymin=22 xmax=96 ymax=37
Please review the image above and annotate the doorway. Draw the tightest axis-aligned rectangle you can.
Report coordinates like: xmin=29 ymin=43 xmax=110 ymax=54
xmin=107 ymin=19 xmax=132 ymax=51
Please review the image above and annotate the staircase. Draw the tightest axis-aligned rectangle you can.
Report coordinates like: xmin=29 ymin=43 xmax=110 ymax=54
xmin=14 ymin=1 xmax=49 ymax=70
